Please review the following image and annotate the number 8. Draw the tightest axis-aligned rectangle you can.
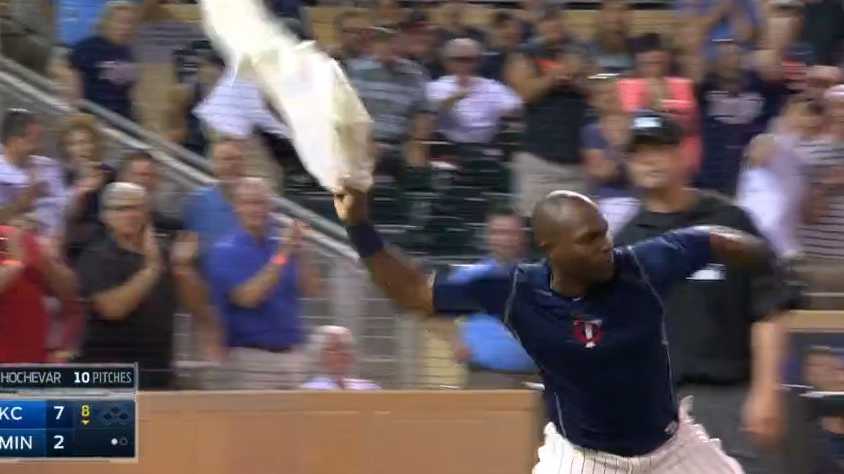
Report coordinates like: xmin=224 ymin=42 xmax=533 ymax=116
xmin=81 ymin=405 xmax=90 ymax=417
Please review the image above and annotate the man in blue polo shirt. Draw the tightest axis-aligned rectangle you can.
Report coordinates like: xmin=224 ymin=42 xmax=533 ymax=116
xmin=206 ymin=177 xmax=320 ymax=389
xmin=333 ymin=152 xmax=775 ymax=469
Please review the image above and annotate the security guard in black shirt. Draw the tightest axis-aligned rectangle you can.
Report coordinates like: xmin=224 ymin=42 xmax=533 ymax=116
xmin=615 ymin=110 xmax=793 ymax=474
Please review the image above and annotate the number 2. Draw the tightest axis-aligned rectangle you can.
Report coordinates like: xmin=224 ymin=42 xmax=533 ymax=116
xmin=53 ymin=405 xmax=64 ymax=420
xmin=53 ymin=435 xmax=64 ymax=450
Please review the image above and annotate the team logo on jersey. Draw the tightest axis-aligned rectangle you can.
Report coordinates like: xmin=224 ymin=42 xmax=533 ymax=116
xmin=572 ymin=319 xmax=604 ymax=349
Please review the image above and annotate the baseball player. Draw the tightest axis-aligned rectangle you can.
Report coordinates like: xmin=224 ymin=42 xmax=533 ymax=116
xmin=334 ymin=174 xmax=774 ymax=472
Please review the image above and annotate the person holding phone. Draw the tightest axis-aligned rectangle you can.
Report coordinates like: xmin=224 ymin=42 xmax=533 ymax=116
xmin=0 ymin=109 xmax=68 ymax=239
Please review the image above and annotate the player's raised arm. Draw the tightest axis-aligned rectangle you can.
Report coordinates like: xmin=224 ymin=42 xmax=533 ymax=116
xmin=334 ymin=189 xmax=512 ymax=318
xmin=629 ymin=226 xmax=773 ymax=295
xmin=699 ymin=225 xmax=772 ymax=270
xmin=334 ymin=189 xmax=435 ymax=316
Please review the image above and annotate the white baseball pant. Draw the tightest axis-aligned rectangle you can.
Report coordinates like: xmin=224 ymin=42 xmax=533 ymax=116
xmin=532 ymin=398 xmax=744 ymax=474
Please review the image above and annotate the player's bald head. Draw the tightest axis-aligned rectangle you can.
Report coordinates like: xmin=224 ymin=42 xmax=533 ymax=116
xmin=532 ymin=191 xmax=602 ymax=248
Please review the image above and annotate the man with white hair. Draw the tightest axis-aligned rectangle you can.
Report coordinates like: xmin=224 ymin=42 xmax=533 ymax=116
xmin=76 ymin=182 xmax=195 ymax=389
xmin=301 ymin=325 xmax=380 ymax=391
xmin=426 ymin=38 xmax=522 ymax=147
xmin=204 ymin=177 xmax=320 ymax=389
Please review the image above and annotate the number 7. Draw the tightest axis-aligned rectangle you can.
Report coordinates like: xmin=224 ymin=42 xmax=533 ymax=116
xmin=53 ymin=405 xmax=64 ymax=420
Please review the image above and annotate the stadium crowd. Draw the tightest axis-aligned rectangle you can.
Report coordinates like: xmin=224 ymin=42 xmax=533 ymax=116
xmin=0 ymin=0 xmax=843 ymax=471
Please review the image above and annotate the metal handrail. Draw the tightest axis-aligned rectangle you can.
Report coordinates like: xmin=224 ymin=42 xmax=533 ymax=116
xmin=0 ymin=54 xmax=356 ymax=258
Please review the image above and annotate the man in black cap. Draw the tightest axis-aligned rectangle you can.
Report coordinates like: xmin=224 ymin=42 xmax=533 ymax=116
xmin=615 ymin=110 xmax=793 ymax=474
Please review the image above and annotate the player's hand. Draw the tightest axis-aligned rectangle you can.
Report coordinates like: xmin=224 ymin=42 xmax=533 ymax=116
xmin=170 ymin=231 xmax=200 ymax=268
xmin=742 ymin=388 xmax=785 ymax=449
xmin=333 ymin=188 xmax=369 ymax=226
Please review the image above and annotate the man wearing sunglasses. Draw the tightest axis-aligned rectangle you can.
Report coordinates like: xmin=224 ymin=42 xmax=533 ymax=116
xmin=75 ymin=182 xmax=192 ymax=389
xmin=329 ymin=10 xmax=370 ymax=71
xmin=427 ymin=38 xmax=522 ymax=148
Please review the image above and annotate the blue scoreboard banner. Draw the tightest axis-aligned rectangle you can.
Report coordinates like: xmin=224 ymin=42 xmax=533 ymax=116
xmin=0 ymin=364 xmax=137 ymax=461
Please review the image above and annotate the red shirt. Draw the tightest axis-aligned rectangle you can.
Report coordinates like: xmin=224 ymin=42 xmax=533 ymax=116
xmin=0 ymin=226 xmax=49 ymax=362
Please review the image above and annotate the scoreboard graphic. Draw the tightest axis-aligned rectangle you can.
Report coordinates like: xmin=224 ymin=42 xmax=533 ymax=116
xmin=0 ymin=364 xmax=138 ymax=461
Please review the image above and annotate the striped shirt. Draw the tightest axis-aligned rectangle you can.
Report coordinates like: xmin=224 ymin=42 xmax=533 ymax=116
xmin=799 ymin=138 xmax=844 ymax=259
xmin=347 ymin=57 xmax=430 ymax=144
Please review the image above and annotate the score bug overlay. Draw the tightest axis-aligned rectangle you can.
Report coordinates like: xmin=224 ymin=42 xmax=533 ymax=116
xmin=0 ymin=364 xmax=138 ymax=462
xmin=0 ymin=364 xmax=136 ymax=390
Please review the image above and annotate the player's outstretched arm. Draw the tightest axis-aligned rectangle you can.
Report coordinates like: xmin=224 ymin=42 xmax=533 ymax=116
xmin=334 ymin=189 xmax=435 ymax=317
xmin=695 ymin=225 xmax=773 ymax=270
xmin=631 ymin=226 xmax=776 ymax=295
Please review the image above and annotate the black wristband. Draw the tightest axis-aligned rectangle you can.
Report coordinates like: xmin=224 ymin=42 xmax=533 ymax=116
xmin=346 ymin=222 xmax=385 ymax=258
